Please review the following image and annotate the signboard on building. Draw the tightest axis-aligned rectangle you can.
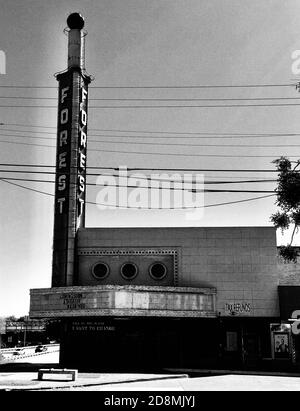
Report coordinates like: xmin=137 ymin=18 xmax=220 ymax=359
xmin=52 ymin=71 xmax=90 ymax=286
xmin=278 ymin=285 xmax=300 ymax=320
xmin=224 ymin=301 xmax=252 ymax=316
xmin=5 ymin=321 xmax=46 ymax=333
xmin=77 ymin=79 xmax=88 ymax=227
xmin=52 ymin=71 xmax=73 ymax=285
xmin=30 ymin=285 xmax=217 ymax=318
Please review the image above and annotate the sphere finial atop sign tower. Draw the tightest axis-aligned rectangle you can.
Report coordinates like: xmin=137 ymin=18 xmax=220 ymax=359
xmin=67 ymin=12 xmax=86 ymax=69
xmin=67 ymin=12 xmax=85 ymax=30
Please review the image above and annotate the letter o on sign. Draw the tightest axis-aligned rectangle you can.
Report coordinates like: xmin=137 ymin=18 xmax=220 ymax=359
xmin=61 ymin=108 xmax=68 ymax=124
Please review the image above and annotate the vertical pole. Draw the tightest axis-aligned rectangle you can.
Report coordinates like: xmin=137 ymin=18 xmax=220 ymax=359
xmin=23 ymin=325 xmax=26 ymax=347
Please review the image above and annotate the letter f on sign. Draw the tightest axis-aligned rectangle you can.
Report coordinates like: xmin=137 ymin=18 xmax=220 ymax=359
xmin=0 ymin=50 xmax=6 ymax=74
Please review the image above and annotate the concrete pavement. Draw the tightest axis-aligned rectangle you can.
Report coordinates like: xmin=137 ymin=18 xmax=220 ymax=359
xmin=1 ymin=369 xmax=300 ymax=391
xmin=1 ymin=345 xmax=300 ymax=391
xmin=81 ymin=374 xmax=300 ymax=391
xmin=0 ymin=370 xmax=189 ymax=391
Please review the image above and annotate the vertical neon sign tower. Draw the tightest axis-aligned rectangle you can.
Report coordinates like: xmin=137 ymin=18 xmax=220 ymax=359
xmin=52 ymin=13 xmax=91 ymax=287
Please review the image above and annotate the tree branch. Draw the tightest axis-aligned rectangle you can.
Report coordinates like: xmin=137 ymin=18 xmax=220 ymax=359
xmin=290 ymin=224 xmax=298 ymax=246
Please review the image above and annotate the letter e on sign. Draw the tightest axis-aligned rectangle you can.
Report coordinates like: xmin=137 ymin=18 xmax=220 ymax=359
xmin=79 ymin=152 xmax=86 ymax=169
xmin=59 ymin=152 xmax=67 ymax=168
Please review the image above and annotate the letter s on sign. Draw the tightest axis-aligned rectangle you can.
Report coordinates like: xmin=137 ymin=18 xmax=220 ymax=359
xmin=58 ymin=174 xmax=66 ymax=191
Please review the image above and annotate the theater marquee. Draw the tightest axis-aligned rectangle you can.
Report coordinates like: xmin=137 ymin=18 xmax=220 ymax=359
xmin=30 ymin=285 xmax=217 ymax=319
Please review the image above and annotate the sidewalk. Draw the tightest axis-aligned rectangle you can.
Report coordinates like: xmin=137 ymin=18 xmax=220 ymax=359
xmin=0 ymin=369 xmax=188 ymax=391
xmin=164 ymin=368 xmax=300 ymax=378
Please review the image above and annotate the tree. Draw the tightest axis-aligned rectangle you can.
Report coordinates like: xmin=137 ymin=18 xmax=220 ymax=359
xmin=271 ymin=156 xmax=300 ymax=262
xmin=5 ymin=315 xmax=18 ymax=322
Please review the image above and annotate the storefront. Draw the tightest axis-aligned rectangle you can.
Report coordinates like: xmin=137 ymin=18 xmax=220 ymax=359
xmin=277 ymin=285 xmax=300 ymax=367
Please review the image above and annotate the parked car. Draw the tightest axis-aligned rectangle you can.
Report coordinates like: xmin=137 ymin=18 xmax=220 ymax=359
xmin=35 ymin=345 xmax=47 ymax=353
xmin=12 ymin=348 xmax=25 ymax=356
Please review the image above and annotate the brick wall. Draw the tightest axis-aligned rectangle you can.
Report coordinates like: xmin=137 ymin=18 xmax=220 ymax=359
xmin=278 ymin=247 xmax=300 ymax=286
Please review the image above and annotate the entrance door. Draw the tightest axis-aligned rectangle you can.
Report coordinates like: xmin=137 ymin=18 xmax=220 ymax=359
xmin=242 ymin=333 xmax=261 ymax=368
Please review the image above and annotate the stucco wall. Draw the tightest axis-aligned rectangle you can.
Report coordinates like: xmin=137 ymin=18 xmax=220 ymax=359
xmin=77 ymin=226 xmax=279 ymax=317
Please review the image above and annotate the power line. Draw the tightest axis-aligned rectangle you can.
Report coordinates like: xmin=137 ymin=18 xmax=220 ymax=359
xmin=0 ymin=133 xmax=55 ymax=141
xmin=0 ymin=83 xmax=294 ymax=89
xmin=75 ymin=147 xmax=300 ymax=158
xmin=0 ymin=96 xmax=57 ymax=100
xmin=66 ymin=139 xmax=300 ymax=148
xmin=89 ymin=84 xmax=294 ymax=89
xmin=4 ymin=129 xmax=300 ymax=141
xmin=0 ymin=171 xmax=277 ymax=184
xmin=90 ymin=97 xmax=300 ymax=101
xmin=0 ymin=168 xmax=279 ymax=183
xmin=0 ymin=122 xmax=56 ymax=129
xmin=86 ymin=131 xmax=300 ymax=137
xmin=87 ymin=132 xmax=300 ymax=139
xmin=0 ymin=168 xmax=278 ymax=182
xmin=1 ymin=96 xmax=300 ymax=102
xmin=1 ymin=103 xmax=300 ymax=109
xmin=0 ymin=163 xmax=281 ymax=172
xmin=1 ymin=123 xmax=300 ymax=138
xmin=0 ymin=85 xmax=57 ymax=89
xmin=0 ymin=177 xmax=276 ymax=209
xmin=0 ymin=176 xmax=275 ymax=193
xmin=1 ymin=132 xmax=300 ymax=148
xmin=0 ymin=128 xmax=56 ymax=136
xmin=0 ymin=140 xmax=55 ymax=148
xmin=86 ymin=103 xmax=300 ymax=108
xmin=1 ymin=138 xmax=299 ymax=157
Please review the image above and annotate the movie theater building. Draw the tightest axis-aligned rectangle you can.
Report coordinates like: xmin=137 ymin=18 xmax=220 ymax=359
xmin=30 ymin=224 xmax=286 ymax=371
xmin=29 ymin=14 xmax=299 ymax=371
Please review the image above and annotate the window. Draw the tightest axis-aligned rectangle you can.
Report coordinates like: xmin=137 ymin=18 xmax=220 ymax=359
xmin=92 ymin=262 xmax=110 ymax=280
xmin=149 ymin=262 xmax=167 ymax=280
xmin=120 ymin=262 xmax=138 ymax=280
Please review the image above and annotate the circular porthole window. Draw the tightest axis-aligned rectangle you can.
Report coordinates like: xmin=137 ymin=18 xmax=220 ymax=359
xmin=92 ymin=262 xmax=110 ymax=280
xmin=120 ymin=262 xmax=138 ymax=280
xmin=149 ymin=262 xmax=167 ymax=280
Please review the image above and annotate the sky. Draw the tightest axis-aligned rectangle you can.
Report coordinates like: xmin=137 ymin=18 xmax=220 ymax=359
xmin=1 ymin=0 xmax=300 ymax=316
